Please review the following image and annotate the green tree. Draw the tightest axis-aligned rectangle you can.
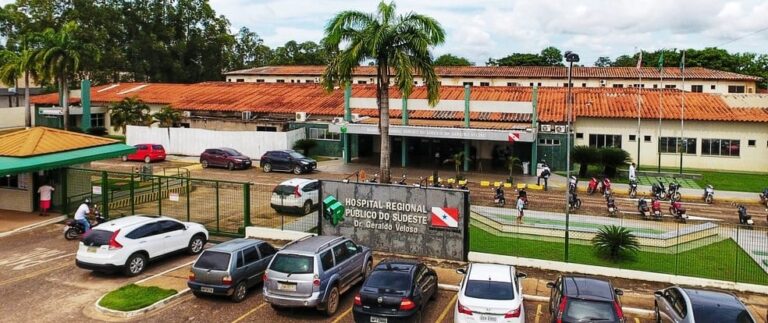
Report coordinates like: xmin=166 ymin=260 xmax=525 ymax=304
xmin=572 ymin=145 xmax=600 ymax=177
xmin=594 ymin=56 xmax=612 ymax=67
xmin=494 ymin=53 xmax=545 ymax=66
xmin=228 ymin=27 xmax=272 ymax=70
xmin=540 ymin=46 xmax=564 ymax=66
xmin=591 ymin=225 xmax=640 ymax=262
xmin=449 ymin=151 xmax=465 ymax=180
xmin=611 ymin=54 xmax=637 ymax=67
xmin=504 ymin=156 xmax=521 ymax=183
xmin=152 ymin=106 xmax=181 ymax=128
xmin=322 ymin=1 xmax=445 ymax=183
xmin=292 ymin=138 xmax=318 ymax=156
xmin=270 ymin=40 xmax=328 ymax=65
xmin=109 ymin=97 xmax=152 ymax=134
xmin=434 ymin=54 xmax=472 ymax=66
xmin=0 ymin=35 xmax=40 ymax=128
xmin=599 ymin=147 xmax=630 ymax=178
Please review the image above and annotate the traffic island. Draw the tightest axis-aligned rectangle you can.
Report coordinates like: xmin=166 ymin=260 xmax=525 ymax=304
xmin=99 ymin=284 xmax=177 ymax=312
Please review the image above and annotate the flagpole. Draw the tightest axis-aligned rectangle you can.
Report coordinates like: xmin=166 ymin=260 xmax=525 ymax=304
xmin=679 ymin=51 xmax=685 ymax=174
xmin=657 ymin=51 xmax=664 ymax=173
xmin=636 ymin=50 xmax=642 ymax=169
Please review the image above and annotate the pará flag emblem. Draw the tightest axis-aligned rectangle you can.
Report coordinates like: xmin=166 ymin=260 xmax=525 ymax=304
xmin=430 ymin=207 xmax=459 ymax=228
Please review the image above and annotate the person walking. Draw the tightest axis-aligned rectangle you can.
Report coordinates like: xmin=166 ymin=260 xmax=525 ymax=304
xmin=628 ymin=162 xmax=637 ymax=181
xmin=537 ymin=162 xmax=551 ymax=191
xmin=37 ymin=183 xmax=55 ymax=216
xmin=516 ymin=196 xmax=525 ymax=224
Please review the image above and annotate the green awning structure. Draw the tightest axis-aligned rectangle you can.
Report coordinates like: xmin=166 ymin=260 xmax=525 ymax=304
xmin=0 ymin=143 xmax=136 ymax=176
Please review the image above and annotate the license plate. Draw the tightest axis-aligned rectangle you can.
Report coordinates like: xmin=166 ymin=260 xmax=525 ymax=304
xmin=201 ymin=287 xmax=214 ymax=293
xmin=479 ymin=314 xmax=497 ymax=322
xmin=370 ymin=317 xmax=387 ymax=323
xmin=277 ymin=283 xmax=296 ymax=291
xmin=87 ymin=246 xmax=98 ymax=253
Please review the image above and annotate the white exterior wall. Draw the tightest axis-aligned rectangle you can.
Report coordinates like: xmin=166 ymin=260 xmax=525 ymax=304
xmin=126 ymin=125 xmax=305 ymax=158
xmin=573 ymin=118 xmax=768 ymax=172
xmin=0 ymin=107 xmax=28 ymax=129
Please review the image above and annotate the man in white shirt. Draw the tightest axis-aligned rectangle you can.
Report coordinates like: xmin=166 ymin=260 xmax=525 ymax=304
xmin=74 ymin=199 xmax=92 ymax=232
xmin=629 ymin=162 xmax=637 ymax=182
xmin=537 ymin=163 xmax=551 ymax=191
xmin=37 ymin=183 xmax=55 ymax=216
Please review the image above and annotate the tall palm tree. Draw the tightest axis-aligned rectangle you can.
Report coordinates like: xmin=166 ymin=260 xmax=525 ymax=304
xmin=322 ymin=1 xmax=445 ymax=183
xmin=152 ymin=106 xmax=181 ymax=128
xmin=109 ymin=97 xmax=152 ymax=134
xmin=0 ymin=35 xmax=40 ymax=128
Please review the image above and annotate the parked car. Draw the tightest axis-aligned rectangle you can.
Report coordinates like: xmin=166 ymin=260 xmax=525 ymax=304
xmin=263 ymin=235 xmax=373 ymax=316
xmin=122 ymin=144 xmax=166 ymax=163
xmin=654 ymin=286 xmax=756 ymax=323
xmin=188 ymin=238 xmax=277 ymax=302
xmin=455 ymin=262 xmax=527 ymax=323
xmin=353 ymin=259 xmax=438 ymax=323
xmin=546 ymin=275 xmax=625 ymax=323
xmin=200 ymin=148 xmax=252 ymax=170
xmin=260 ymin=150 xmax=317 ymax=174
xmin=270 ymin=178 xmax=319 ymax=215
xmin=75 ymin=215 xmax=208 ymax=276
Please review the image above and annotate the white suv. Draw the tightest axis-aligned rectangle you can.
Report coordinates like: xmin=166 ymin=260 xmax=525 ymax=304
xmin=455 ymin=263 xmax=527 ymax=323
xmin=270 ymin=178 xmax=319 ymax=215
xmin=76 ymin=215 xmax=208 ymax=276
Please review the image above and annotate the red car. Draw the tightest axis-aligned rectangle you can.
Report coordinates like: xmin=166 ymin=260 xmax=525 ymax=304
xmin=122 ymin=144 xmax=166 ymax=163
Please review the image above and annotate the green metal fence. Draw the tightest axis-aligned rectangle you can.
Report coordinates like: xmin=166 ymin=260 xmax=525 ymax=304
xmin=63 ymin=168 xmax=317 ymax=237
xmin=470 ymin=205 xmax=768 ymax=286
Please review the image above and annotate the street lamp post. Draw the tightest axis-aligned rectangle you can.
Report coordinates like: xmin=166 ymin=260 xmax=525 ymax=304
xmin=564 ymin=50 xmax=579 ymax=262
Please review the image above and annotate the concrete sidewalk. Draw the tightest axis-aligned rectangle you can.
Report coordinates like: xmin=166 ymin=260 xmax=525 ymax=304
xmin=0 ymin=210 xmax=65 ymax=237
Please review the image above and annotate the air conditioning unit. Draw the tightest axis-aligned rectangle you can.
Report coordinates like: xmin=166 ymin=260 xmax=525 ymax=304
xmin=241 ymin=111 xmax=252 ymax=121
xmin=314 ymin=77 xmax=320 ymax=83
xmin=332 ymin=117 xmax=344 ymax=124
xmin=555 ymin=125 xmax=566 ymax=133
xmin=351 ymin=113 xmax=361 ymax=122
xmin=540 ymin=124 xmax=552 ymax=132
xmin=295 ymin=112 xmax=307 ymax=122
xmin=599 ymin=80 xmax=607 ymax=87
xmin=182 ymin=111 xmax=191 ymax=117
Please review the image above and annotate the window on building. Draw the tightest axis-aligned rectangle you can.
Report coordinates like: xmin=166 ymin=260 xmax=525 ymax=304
xmin=629 ymin=135 xmax=636 ymax=142
xmin=463 ymin=82 xmax=473 ymax=87
xmin=538 ymin=138 xmax=561 ymax=146
xmin=563 ymin=83 xmax=569 ymax=87
xmin=276 ymin=79 xmax=285 ymax=83
xmin=256 ymin=126 xmax=277 ymax=132
xmin=701 ymin=139 xmax=740 ymax=157
xmin=576 ymin=133 xmax=584 ymax=139
xmin=357 ymin=80 xmax=367 ymax=84
xmin=227 ymin=78 xmax=232 ymax=82
xmin=589 ymin=134 xmax=622 ymax=148
xmin=537 ymin=82 xmax=542 ymax=86
xmin=236 ymin=79 xmax=245 ymax=83
xmin=728 ymin=85 xmax=745 ymax=93
xmin=480 ymin=82 xmax=490 ymax=87
xmin=691 ymin=85 xmax=703 ymax=92
xmin=507 ymin=82 xmax=519 ymax=86
xmin=529 ymin=82 xmax=534 ymax=87
xmin=92 ymin=113 xmax=105 ymax=127
xmin=659 ymin=137 xmax=697 ymax=154
xmin=665 ymin=84 xmax=677 ymax=89
xmin=306 ymin=80 xmax=315 ymax=83
xmin=309 ymin=128 xmax=341 ymax=141
xmin=632 ymin=84 xmax=645 ymax=88
xmin=710 ymin=85 xmax=716 ymax=90
xmin=0 ymin=174 xmax=20 ymax=189
xmin=612 ymin=84 xmax=624 ymax=88
xmin=256 ymin=79 xmax=265 ymax=83
xmin=581 ymin=83 xmax=586 ymax=87
xmin=653 ymin=84 xmax=658 ymax=89
xmin=644 ymin=135 xmax=652 ymax=142
xmin=290 ymin=79 xmax=295 ymax=83
xmin=414 ymin=81 xmax=419 ymax=85
xmin=748 ymin=140 xmax=756 ymax=147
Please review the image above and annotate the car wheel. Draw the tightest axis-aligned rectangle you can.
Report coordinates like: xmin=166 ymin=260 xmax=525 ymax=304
xmin=121 ymin=155 xmax=128 ymax=162
xmin=230 ymin=281 xmax=248 ymax=303
xmin=323 ymin=286 xmax=340 ymax=316
xmin=363 ymin=259 xmax=373 ymax=278
xmin=124 ymin=253 xmax=147 ymax=276
xmin=293 ymin=165 xmax=303 ymax=175
xmin=144 ymin=156 xmax=151 ymax=163
xmin=262 ymin=162 xmax=272 ymax=173
xmin=654 ymin=302 xmax=661 ymax=323
xmin=201 ymin=160 xmax=209 ymax=168
xmin=188 ymin=234 xmax=206 ymax=254
xmin=227 ymin=162 xmax=234 ymax=171
xmin=192 ymin=290 xmax=205 ymax=298
xmin=302 ymin=200 xmax=313 ymax=215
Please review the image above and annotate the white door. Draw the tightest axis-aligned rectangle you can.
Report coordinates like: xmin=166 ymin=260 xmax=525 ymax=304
xmin=157 ymin=220 xmax=189 ymax=254
xmin=128 ymin=223 xmax=166 ymax=258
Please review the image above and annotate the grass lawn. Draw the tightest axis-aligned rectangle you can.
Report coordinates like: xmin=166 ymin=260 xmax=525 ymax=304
xmin=104 ymin=135 xmax=126 ymax=143
xmin=470 ymin=225 xmax=768 ymax=285
xmin=99 ymin=284 xmax=177 ymax=311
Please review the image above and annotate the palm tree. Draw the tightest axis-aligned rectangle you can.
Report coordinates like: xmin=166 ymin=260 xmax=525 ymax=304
xmin=591 ymin=225 xmax=640 ymax=262
xmin=449 ymin=151 xmax=464 ymax=180
xmin=109 ymin=97 xmax=152 ymax=134
xmin=572 ymin=145 xmax=600 ymax=178
xmin=152 ymin=106 xmax=181 ymax=128
xmin=322 ymin=1 xmax=446 ymax=183
xmin=505 ymin=156 xmax=521 ymax=183
xmin=0 ymin=35 xmax=40 ymax=128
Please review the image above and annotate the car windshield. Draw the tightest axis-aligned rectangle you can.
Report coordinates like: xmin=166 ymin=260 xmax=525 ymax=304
xmin=82 ymin=229 xmax=114 ymax=246
xmin=194 ymin=251 xmax=231 ymax=271
xmin=288 ymin=151 xmax=305 ymax=159
xmin=464 ymin=280 xmax=515 ymax=300
xmin=273 ymin=185 xmax=296 ymax=196
xmin=364 ymin=271 xmax=411 ymax=292
xmin=222 ymin=148 xmax=242 ymax=156
xmin=269 ymin=254 xmax=313 ymax=274
xmin=152 ymin=145 xmax=164 ymax=150
xmin=692 ymin=303 xmax=754 ymax=323
xmin=564 ymin=299 xmax=617 ymax=322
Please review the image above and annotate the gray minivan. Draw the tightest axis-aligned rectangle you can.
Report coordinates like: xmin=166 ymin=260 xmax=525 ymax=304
xmin=188 ymin=238 xmax=277 ymax=302
xmin=263 ymin=235 xmax=372 ymax=316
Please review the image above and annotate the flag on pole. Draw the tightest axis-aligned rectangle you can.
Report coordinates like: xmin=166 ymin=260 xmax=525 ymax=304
xmin=636 ymin=51 xmax=643 ymax=70
xmin=657 ymin=51 xmax=665 ymax=72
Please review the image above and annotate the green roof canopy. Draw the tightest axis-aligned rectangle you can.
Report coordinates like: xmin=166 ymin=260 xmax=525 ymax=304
xmin=0 ymin=143 xmax=136 ymax=176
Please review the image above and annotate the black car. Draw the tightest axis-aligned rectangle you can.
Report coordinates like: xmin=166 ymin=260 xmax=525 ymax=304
xmin=353 ymin=259 xmax=438 ymax=323
xmin=547 ymin=275 xmax=625 ymax=323
xmin=200 ymin=148 xmax=252 ymax=170
xmin=260 ymin=150 xmax=317 ymax=174
xmin=654 ymin=286 xmax=756 ymax=323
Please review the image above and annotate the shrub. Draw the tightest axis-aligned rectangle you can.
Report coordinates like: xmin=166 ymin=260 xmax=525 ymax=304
xmin=87 ymin=126 xmax=108 ymax=136
xmin=293 ymin=138 xmax=318 ymax=156
xmin=591 ymin=225 xmax=640 ymax=262
xmin=599 ymin=147 xmax=630 ymax=178
xmin=572 ymin=146 xmax=600 ymax=177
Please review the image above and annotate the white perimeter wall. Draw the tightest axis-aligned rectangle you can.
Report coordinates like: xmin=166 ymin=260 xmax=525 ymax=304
xmin=126 ymin=125 xmax=305 ymax=158
xmin=0 ymin=107 xmax=27 ymax=129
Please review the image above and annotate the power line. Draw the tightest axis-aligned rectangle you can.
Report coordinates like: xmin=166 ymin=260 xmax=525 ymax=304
xmin=714 ymin=25 xmax=768 ymax=48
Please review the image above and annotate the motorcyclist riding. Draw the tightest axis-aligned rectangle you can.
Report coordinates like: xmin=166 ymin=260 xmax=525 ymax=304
xmin=74 ymin=199 xmax=93 ymax=232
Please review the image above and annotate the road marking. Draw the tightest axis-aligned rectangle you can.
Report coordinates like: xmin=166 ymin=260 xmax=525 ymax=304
xmin=0 ymin=261 xmax=71 ymax=287
xmin=0 ymin=248 xmax=72 ymax=270
xmin=331 ymin=306 xmax=354 ymax=323
xmin=437 ymin=293 xmax=458 ymax=323
xmin=535 ymin=303 xmax=543 ymax=323
xmin=231 ymin=302 xmax=267 ymax=323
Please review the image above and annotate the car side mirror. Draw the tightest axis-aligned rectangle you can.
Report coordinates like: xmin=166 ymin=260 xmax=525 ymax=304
xmin=456 ymin=268 xmax=466 ymax=275
xmin=614 ymin=289 xmax=624 ymax=296
xmin=654 ymin=290 xmax=663 ymax=297
xmin=516 ymin=272 xmax=527 ymax=279
xmin=546 ymin=282 xmax=555 ymax=289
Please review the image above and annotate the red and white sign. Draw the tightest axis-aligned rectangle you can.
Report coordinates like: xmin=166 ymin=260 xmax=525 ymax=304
xmin=430 ymin=207 xmax=459 ymax=228
xmin=508 ymin=132 xmax=520 ymax=143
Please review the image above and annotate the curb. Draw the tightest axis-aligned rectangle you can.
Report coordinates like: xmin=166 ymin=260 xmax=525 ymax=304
xmin=0 ymin=215 xmax=66 ymax=238
xmin=93 ymin=261 xmax=194 ymax=319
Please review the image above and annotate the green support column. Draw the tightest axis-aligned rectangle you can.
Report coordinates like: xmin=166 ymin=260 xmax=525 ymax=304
xmin=80 ymin=80 xmax=91 ymax=133
xmin=530 ymin=86 xmax=539 ymax=176
xmin=343 ymin=83 xmax=352 ymax=163
xmin=464 ymin=85 xmax=471 ymax=172
xmin=101 ymin=171 xmax=109 ymax=218
xmin=401 ymin=96 xmax=408 ymax=167
xmin=129 ymin=173 xmax=135 ymax=215
xmin=243 ymin=182 xmax=252 ymax=227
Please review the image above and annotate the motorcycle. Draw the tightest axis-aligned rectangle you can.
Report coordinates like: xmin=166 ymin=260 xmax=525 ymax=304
xmin=703 ymin=185 xmax=714 ymax=204
xmin=599 ymin=178 xmax=612 ymax=195
xmin=669 ymin=200 xmax=688 ymax=223
xmin=493 ymin=187 xmax=506 ymax=207
xmin=568 ymin=192 xmax=582 ymax=211
xmin=64 ymin=205 xmax=107 ymax=240
xmin=637 ymin=197 xmax=651 ymax=219
xmin=651 ymin=179 xmax=666 ymax=200
xmin=759 ymin=188 xmax=768 ymax=207
xmin=628 ymin=179 xmax=638 ymax=198
xmin=651 ymin=198 xmax=663 ymax=220
xmin=606 ymin=195 xmax=618 ymax=216
xmin=397 ymin=174 xmax=408 ymax=185
xmin=568 ymin=176 xmax=578 ymax=194
xmin=737 ymin=204 xmax=754 ymax=226
xmin=666 ymin=181 xmax=682 ymax=201
xmin=587 ymin=177 xmax=599 ymax=195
